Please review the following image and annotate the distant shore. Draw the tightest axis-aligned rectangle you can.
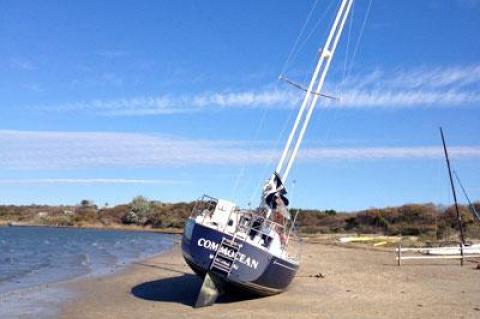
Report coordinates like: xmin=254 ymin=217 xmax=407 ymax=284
xmin=1 ymin=199 xmax=479 ymax=240
xmin=0 ymin=220 xmax=183 ymax=234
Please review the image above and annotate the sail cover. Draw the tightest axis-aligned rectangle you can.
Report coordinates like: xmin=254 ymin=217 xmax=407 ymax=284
xmin=263 ymin=172 xmax=290 ymax=219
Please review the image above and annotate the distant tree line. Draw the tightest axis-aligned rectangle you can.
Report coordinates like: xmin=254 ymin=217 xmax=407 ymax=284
xmin=295 ymin=203 xmax=480 ymax=239
xmin=0 ymin=197 xmax=479 ymax=239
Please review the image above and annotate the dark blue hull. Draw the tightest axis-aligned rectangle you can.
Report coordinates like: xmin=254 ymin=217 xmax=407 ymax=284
xmin=182 ymin=219 xmax=299 ymax=296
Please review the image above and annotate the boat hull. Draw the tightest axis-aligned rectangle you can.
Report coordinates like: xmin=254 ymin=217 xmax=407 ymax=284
xmin=181 ymin=219 xmax=299 ymax=296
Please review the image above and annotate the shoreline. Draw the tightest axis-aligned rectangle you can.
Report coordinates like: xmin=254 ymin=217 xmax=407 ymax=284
xmin=0 ymin=221 xmax=183 ymax=234
xmin=60 ymin=238 xmax=480 ymax=319
xmin=0 ymin=237 xmax=178 ymax=319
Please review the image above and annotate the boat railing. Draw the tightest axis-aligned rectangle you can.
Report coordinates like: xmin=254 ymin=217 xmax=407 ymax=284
xmin=190 ymin=194 xmax=218 ymax=224
xmin=235 ymin=209 xmax=302 ymax=262
xmin=189 ymin=195 xmax=301 ymax=262
xmin=284 ymin=228 xmax=302 ymax=261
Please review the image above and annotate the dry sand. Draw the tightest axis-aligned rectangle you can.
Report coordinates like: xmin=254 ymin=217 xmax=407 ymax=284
xmin=60 ymin=239 xmax=480 ymax=319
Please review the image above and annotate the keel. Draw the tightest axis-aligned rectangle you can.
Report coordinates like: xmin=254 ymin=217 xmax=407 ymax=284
xmin=194 ymin=272 xmax=223 ymax=308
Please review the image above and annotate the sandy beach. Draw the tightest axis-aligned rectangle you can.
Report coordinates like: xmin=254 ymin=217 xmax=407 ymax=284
xmin=59 ymin=238 xmax=480 ymax=319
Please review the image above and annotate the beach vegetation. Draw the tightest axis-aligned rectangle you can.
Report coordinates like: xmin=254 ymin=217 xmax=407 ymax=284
xmin=0 ymin=199 xmax=478 ymax=239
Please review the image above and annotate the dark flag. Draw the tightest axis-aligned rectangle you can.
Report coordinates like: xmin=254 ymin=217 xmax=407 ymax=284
xmin=263 ymin=172 xmax=290 ymax=219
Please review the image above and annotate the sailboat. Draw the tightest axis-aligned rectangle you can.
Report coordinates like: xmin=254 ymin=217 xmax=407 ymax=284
xmin=181 ymin=0 xmax=355 ymax=307
xmin=425 ymin=128 xmax=480 ymax=257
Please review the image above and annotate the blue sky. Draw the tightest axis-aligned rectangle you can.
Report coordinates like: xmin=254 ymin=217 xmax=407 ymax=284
xmin=0 ymin=0 xmax=479 ymax=211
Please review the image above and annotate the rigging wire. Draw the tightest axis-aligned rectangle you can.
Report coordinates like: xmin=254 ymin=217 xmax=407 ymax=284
xmin=342 ymin=0 xmax=355 ymax=82
xmin=230 ymin=106 xmax=269 ymax=202
xmin=453 ymin=170 xmax=480 ymax=222
xmin=271 ymin=0 xmax=345 ymax=188
xmin=247 ymin=96 xmax=301 ymax=205
xmin=313 ymin=0 xmax=356 ymax=153
xmin=287 ymin=0 xmax=359 ymax=181
xmin=346 ymin=0 xmax=373 ymax=76
xmin=279 ymin=0 xmax=322 ymax=78
xmin=236 ymin=1 xmax=324 ymax=206
xmin=266 ymin=2 xmax=351 ymax=195
xmin=316 ymin=0 xmax=372 ymax=176
xmin=247 ymin=0 xmax=371 ymax=206
xmin=291 ymin=0 xmax=338 ymax=78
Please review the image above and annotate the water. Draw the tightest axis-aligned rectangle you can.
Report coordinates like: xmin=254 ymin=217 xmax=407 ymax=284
xmin=0 ymin=226 xmax=175 ymax=318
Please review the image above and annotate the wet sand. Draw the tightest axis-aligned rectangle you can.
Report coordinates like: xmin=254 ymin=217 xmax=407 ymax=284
xmin=60 ymin=240 xmax=480 ymax=319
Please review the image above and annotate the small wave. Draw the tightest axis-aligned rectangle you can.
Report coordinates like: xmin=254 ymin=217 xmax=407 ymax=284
xmin=0 ymin=227 xmax=174 ymax=296
xmin=80 ymin=254 xmax=90 ymax=266
xmin=1 ymin=256 xmax=15 ymax=264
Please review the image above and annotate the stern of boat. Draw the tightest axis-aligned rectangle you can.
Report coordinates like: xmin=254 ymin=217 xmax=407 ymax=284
xmin=181 ymin=195 xmax=301 ymax=295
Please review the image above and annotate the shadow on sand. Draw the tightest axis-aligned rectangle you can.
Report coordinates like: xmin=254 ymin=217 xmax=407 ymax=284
xmin=131 ymin=274 xmax=261 ymax=307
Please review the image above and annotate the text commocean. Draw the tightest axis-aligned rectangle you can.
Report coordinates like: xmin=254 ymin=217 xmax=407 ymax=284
xmin=197 ymin=238 xmax=259 ymax=269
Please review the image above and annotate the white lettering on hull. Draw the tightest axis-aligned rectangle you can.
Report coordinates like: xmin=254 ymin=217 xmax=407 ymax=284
xmin=197 ymin=238 xmax=259 ymax=269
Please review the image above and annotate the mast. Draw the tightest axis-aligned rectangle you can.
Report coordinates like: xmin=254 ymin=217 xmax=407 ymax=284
xmin=275 ymin=0 xmax=354 ymax=183
xmin=439 ymin=127 xmax=466 ymax=249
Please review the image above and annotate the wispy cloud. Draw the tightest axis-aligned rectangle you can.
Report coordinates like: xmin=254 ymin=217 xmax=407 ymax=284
xmin=301 ymin=146 xmax=480 ymax=160
xmin=70 ymin=72 xmax=124 ymax=89
xmin=0 ymin=130 xmax=264 ymax=169
xmin=34 ymin=64 xmax=480 ymax=115
xmin=10 ymin=57 xmax=36 ymax=71
xmin=0 ymin=178 xmax=184 ymax=185
xmin=22 ymin=83 xmax=44 ymax=93
xmin=96 ymin=50 xmax=130 ymax=58
xmin=325 ymin=64 xmax=480 ymax=108
xmin=326 ymin=89 xmax=480 ymax=109
xmin=340 ymin=65 xmax=480 ymax=90
xmin=389 ymin=65 xmax=480 ymax=89
xmin=43 ymin=90 xmax=297 ymax=116
xmin=1 ymin=130 xmax=479 ymax=170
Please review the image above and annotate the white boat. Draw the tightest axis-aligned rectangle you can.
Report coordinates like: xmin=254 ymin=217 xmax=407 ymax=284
xmin=425 ymin=244 xmax=480 ymax=255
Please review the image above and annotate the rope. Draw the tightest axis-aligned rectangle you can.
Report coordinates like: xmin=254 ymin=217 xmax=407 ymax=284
xmin=248 ymin=93 xmax=301 ymax=205
xmin=346 ymin=0 xmax=373 ymax=76
xmin=271 ymin=0 xmax=339 ymax=194
xmin=315 ymin=0 xmax=356 ymax=150
xmin=317 ymin=0 xmax=371 ymax=172
xmin=292 ymin=0 xmax=337 ymax=73
xmin=241 ymin=1 xmax=326 ymax=206
xmin=454 ymin=170 xmax=480 ymax=222
xmin=342 ymin=0 xmax=355 ymax=82
xmin=246 ymin=0 xmax=371 ymax=207
xmin=280 ymin=0 xmax=355 ymax=177
xmin=230 ymin=106 xmax=269 ymax=201
xmin=279 ymin=0 xmax=322 ymax=78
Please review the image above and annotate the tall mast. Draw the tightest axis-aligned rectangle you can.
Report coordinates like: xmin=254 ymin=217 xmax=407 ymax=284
xmin=439 ymin=127 xmax=465 ymax=246
xmin=275 ymin=0 xmax=355 ymax=183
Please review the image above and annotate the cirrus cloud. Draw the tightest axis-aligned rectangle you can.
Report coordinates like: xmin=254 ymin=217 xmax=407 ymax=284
xmin=1 ymin=130 xmax=479 ymax=170
xmin=31 ymin=64 xmax=480 ymax=116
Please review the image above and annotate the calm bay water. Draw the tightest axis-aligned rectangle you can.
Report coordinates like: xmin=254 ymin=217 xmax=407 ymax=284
xmin=0 ymin=226 xmax=175 ymax=295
